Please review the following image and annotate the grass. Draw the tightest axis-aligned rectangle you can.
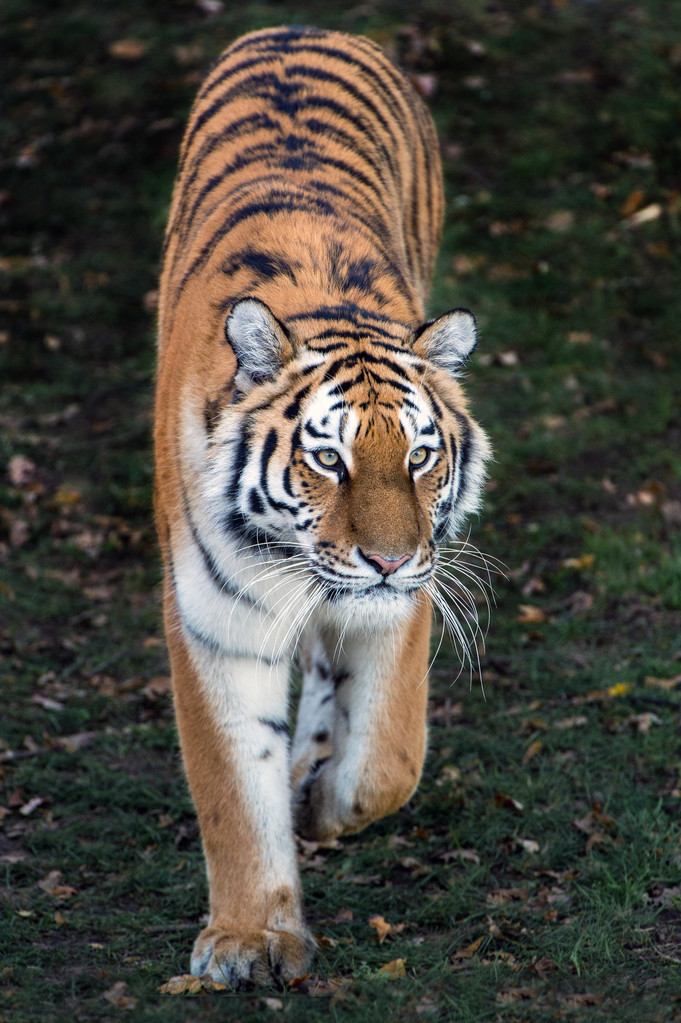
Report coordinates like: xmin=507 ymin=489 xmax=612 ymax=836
xmin=1 ymin=0 xmax=681 ymax=1019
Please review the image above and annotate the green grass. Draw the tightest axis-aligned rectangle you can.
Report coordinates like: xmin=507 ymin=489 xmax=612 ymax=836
xmin=2 ymin=0 xmax=681 ymax=1020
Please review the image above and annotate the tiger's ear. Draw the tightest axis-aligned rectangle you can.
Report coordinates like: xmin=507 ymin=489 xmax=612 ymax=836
xmin=225 ymin=298 xmax=294 ymax=391
xmin=412 ymin=308 xmax=477 ymax=373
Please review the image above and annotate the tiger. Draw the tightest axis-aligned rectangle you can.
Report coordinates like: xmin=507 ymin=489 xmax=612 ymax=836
xmin=154 ymin=25 xmax=491 ymax=988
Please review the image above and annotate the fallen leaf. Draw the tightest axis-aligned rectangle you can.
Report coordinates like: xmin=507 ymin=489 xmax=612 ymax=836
xmin=517 ymin=838 xmax=540 ymax=854
xmin=545 ymin=210 xmax=574 ymax=232
xmin=54 ymin=732 xmax=98 ymax=754
xmin=37 ymin=870 xmax=77 ymax=899
xmin=332 ymin=908 xmax=353 ymax=923
xmin=496 ymin=350 xmax=519 ymax=366
xmin=109 ymin=39 xmax=148 ymax=61
xmin=564 ymin=590 xmax=594 ymax=615
xmin=452 ymin=936 xmax=484 ymax=960
xmin=368 ymin=914 xmax=404 ymax=943
xmin=516 ymin=604 xmax=549 ymax=624
xmin=158 ymin=974 xmax=203 ymax=995
xmin=553 ymin=715 xmax=588 ymax=729
xmin=621 ymin=203 xmax=661 ymax=229
xmin=522 ymin=739 xmax=543 ymax=765
xmin=497 ymin=986 xmax=538 ymax=1004
xmin=567 ymin=331 xmax=592 ymax=344
xmin=437 ymin=848 xmax=480 ymax=865
xmin=378 ymin=957 xmax=406 ymax=978
xmin=620 ymin=189 xmax=646 ymax=217
xmin=494 ymin=792 xmax=524 ymax=812
xmin=410 ymin=74 xmax=438 ymax=98
xmin=561 ymin=554 xmax=595 ymax=570
xmin=19 ymin=796 xmax=43 ymax=816
xmin=8 ymin=455 xmax=37 ymax=488
xmin=626 ymin=712 xmax=662 ymax=734
xmin=398 ymin=855 xmax=429 ymax=876
xmin=102 ymin=981 xmax=138 ymax=1010
xmin=487 ymin=888 xmax=528 ymax=906
xmin=563 ymin=992 xmax=603 ymax=1007
xmin=645 ymin=674 xmax=681 ymax=691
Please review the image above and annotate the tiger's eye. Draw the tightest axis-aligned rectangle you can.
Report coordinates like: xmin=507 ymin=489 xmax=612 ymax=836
xmin=315 ymin=449 xmax=339 ymax=468
xmin=409 ymin=446 xmax=428 ymax=467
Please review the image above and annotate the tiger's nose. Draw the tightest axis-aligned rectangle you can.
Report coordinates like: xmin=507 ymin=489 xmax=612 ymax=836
xmin=362 ymin=551 xmax=412 ymax=576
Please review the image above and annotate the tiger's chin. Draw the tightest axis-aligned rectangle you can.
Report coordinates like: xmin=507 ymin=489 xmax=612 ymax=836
xmin=318 ymin=582 xmax=419 ymax=633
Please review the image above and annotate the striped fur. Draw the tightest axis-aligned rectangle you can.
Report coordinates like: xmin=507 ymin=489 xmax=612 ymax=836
xmin=155 ymin=26 xmax=491 ymax=987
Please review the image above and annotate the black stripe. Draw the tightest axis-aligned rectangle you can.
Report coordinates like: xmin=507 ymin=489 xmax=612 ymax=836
xmin=283 ymin=382 xmax=312 ymax=420
xmin=176 ymin=111 xmax=281 ymax=201
xmin=330 ymin=372 xmax=365 ymax=396
xmin=260 ymin=428 xmax=299 ymax=515
xmin=258 ymin=717 xmax=291 ymax=738
xmin=287 ymin=302 xmax=395 ymax=327
xmin=181 ymin=485 xmax=257 ymax=607
xmin=176 ymin=191 xmax=340 ymax=299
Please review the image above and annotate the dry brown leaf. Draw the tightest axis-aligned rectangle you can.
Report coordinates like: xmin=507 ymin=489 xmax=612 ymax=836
xmin=19 ymin=796 xmax=43 ymax=816
xmin=37 ymin=870 xmax=77 ymax=899
xmin=516 ymin=604 xmax=549 ymax=624
xmin=517 ymin=837 xmax=540 ymax=854
xmin=545 ymin=210 xmax=574 ymax=232
xmin=158 ymin=974 xmax=203 ymax=995
xmin=563 ymin=992 xmax=603 ymax=1007
xmin=102 ymin=981 xmax=138 ymax=1010
xmin=378 ymin=957 xmax=406 ymax=978
xmin=561 ymin=554 xmax=595 ymax=570
xmin=496 ymin=350 xmax=519 ymax=366
xmin=452 ymin=935 xmax=484 ymax=960
xmin=567 ymin=331 xmax=592 ymax=344
xmin=109 ymin=39 xmax=148 ymax=61
xmin=487 ymin=888 xmax=528 ymax=906
xmin=8 ymin=455 xmax=37 ymax=488
xmin=410 ymin=74 xmax=438 ymax=98
xmin=621 ymin=203 xmax=661 ymax=228
xmin=626 ymin=712 xmax=662 ymax=734
xmin=645 ymin=674 xmax=681 ymax=691
xmin=368 ymin=914 xmax=404 ymax=944
xmin=522 ymin=739 xmax=543 ymax=765
xmin=494 ymin=792 xmax=524 ymax=812
xmin=497 ymin=986 xmax=538 ymax=1004
xmin=553 ymin=715 xmax=588 ymax=730
xmin=620 ymin=189 xmax=646 ymax=217
xmin=437 ymin=848 xmax=480 ymax=865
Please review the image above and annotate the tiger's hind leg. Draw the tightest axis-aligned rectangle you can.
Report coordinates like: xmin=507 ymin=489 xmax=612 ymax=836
xmin=292 ymin=596 xmax=431 ymax=842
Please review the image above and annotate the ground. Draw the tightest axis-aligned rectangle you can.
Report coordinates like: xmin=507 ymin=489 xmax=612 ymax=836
xmin=1 ymin=0 xmax=680 ymax=1020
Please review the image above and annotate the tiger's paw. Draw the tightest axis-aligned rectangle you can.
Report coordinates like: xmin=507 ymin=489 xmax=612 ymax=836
xmin=190 ymin=925 xmax=315 ymax=989
xmin=294 ymin=763 xmax=362 ymax=843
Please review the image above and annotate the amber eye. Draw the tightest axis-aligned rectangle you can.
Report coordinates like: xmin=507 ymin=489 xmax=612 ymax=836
xmin=409 ymin=446 xmax=429 ymax=467
xmin=314 ymin=449 xmax=340 ymax=468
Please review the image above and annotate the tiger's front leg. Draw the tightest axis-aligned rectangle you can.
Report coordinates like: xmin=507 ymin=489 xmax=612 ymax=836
xmin=166 ymin=617 xmax=314 ymax=987
xmin=293 ymin=595 xmax=431 ymax=842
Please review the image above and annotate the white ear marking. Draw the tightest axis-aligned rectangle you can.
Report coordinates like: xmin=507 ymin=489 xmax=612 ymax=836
xmin=413 ymin=308 xmax=478 ymax=373
xmin=225 ymin=298 xmax=292 ymax=389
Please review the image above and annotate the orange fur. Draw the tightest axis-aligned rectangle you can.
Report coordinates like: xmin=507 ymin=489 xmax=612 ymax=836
xmin=155 ymin=26 xmax=490 ymax=986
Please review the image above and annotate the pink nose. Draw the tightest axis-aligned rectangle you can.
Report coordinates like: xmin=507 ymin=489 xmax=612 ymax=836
xmin=365 ymin=552 xmax=411 ymax=576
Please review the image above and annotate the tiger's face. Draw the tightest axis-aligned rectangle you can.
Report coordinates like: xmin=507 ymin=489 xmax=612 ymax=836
xmin=201 ymin=299 xmax=490 ymax=628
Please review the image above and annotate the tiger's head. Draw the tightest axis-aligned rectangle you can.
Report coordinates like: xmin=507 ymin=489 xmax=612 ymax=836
xmin=198 ymin=298 xmax=491 ymax=629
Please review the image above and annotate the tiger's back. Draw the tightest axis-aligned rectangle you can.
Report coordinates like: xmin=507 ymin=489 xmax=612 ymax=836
xmin=155 ymin=26 xmax=490 ymax=989
xmin=159 ymin=26 xmax=442 ymax=347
